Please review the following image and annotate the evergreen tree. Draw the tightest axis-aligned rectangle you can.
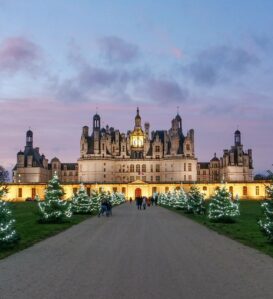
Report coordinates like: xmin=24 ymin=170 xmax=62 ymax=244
xmin=208 ymin=186 xmax=240 ymax=222
xmin=158 ymin=193 xmax=167 ymax=206
xmin=0 ymin=185 xmax=19 ymax=248
xmin=38 ymin=173 xmax=72 ymax=223
xmin=186 ymin=186 xmax=206 ymax=214
xmin=173 ymin=189 xmax=188 ymax=210
xmin=72 ymin=184 xmax=92 ymax=214
xmin=90 ymin=190 xmax=102 ymax=214
xmin=259 ymin=184 xmax=273 ymax=242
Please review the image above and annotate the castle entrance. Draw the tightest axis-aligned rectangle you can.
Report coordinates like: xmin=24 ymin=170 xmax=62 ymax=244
xmin=135 ymin=188 xmax=142 ymax=198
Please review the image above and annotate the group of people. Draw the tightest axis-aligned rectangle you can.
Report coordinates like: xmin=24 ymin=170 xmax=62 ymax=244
xmin=98 ymin=197 xmax=112 ymax=217
xmin=130 ymin=195 xmax=158 ymax=210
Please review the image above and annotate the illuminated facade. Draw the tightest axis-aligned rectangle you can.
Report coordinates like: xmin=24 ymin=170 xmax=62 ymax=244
xmin=13 ymin=108 xmax=253 ymax=185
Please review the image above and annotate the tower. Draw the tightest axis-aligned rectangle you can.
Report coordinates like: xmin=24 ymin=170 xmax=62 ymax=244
xmin=134 ymin=107 xmax=141 ymax=129
xmin=234 ymin=130 xmax=241 ymax=146
xmin=93 ymin=113 xmax=101 ymax=154
xmin=26 ymin=130 xmax=33 ymax=148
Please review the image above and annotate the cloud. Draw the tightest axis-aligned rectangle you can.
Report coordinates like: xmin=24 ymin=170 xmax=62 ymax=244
xmin=136 ymin=78 xmax=188 ymax=103
xmin=184 ymin=45 xmax=259 ymax=86
xmin=56 ymin=64 xmax=148 ymax=102
xmin=0 ymin=37 xmax=42 ymax=75
xmin=97 ymin=36 xmax=139 ymax=64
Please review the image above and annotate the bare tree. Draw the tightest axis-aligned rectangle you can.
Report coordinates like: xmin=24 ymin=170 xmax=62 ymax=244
xmin=0 ymin=166 xmax=9 ymax=183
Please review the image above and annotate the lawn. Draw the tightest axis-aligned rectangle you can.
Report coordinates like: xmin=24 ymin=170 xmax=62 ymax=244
xmin=0 ymin=202 xmax=91 ymax=260
xmin=169 ymin=200 xmax=273 ymax=258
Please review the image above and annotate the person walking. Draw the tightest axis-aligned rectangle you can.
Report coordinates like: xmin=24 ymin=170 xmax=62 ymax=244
xmin=151 ymin=196 xmax=155 ymax=206
xmin=98 ymin=198 xmax=107 ymax=217
xmin=142 ymin=196 xmax=147 ymax=210
xmin=154 ymin=194 xmax=158 ymax=206
xmin=136 ymin=197 xmax=141 ymax=210
xmin=129 ymin=197 xmax=132 ymax=204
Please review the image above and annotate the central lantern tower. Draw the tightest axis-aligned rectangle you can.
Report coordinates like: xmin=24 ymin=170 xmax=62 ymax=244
xmin=130 ymin=107 xmax=145 ymax=158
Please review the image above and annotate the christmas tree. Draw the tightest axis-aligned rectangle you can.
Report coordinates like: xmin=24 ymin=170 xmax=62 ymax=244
xmin=90 ymin=190 xmax=102 ymax=214
xmin=38 ymin=173 xmax=72 ymax=223
xmin=72 ymin=184 xmax=92 ymax=214
xmin=0 ymin=185 xmax=19 ymax=248
xmin=186 ymin=186 xmax=206 ymax=214
xmin=259 ymin=184 xmax=273 ymax=242
xmin=111 ymin=192 xmax=125 ymax=206
xmin=173 ymin=189 xmax=188 ymax=210
xmin=208 ymin=186 xmax=240 ymax=222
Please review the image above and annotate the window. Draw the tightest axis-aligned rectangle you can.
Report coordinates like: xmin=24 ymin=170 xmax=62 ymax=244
xmin=136 ymin=176 xmax=140 ymax=180
xmin=229 ymin=186 xmax=233 ymax=194
xmin=152 ymin=187 xmax=157 ymax=193
xmin=104 ymin=168 xmax=106 ymax=172
xmin=184 ymin=163 xmax=186 ymax=171
xmin=122 ymin=187 xmax=126 ymax=194
xmin=113 ymin=187 xmax=117 ymax=193
xmin=104 ymin=174 xmax=106 ymax=178
xmin=202 ymin=170 xmax=206 ymax=175
xmin=184 ymin=175 xmax=186 ymax=181
xmin=188 ymin=163 xmax=192 ymax=171
xmin=156 ymin=176 xmax=160 ymax=182
xmin=130 ymin=165 xmax=134 ymax=172
xmin=136 ymin=164 xmax=140 ymax=173
xmin=73 ymin=188 xmax=77 ymax=194
xmin=203 ymin=186 xmax=207 ymax=191
xmin=156 ymin=164 xmax=160 ymax=172
xmin=18 ymin=188 xmax=22 ymax=198
xmin=87 ymin=187 xmax=91 ymax=196
xmin=150 ymin=165 xmax=153 ymax=172
xmin=243 ymin=186 xmax=248 ymax=196
xmin=189 ymin=175 xmax=192 ymax=181
xmin=142 ymin=164 xmax=146 ymax=172
xmin=186 ymin=144 xmax=190 ymax=151
xmin=176 ymin=186 xmax=180 ymax=190
xmin=155 ymin=146 xmax=160 ymax=152
xmin=69 ymin=171 xmax=72 ymax=176
xmin=156 ymin=155 xmax=160 ymax=159
xmin=122 ymin=146 xmax=125 ymax=152
xmin=130 ymin=176 xmax=134 ymax=181
xmin=151 ymin=176 xmax=153 ymax=182
xmin=142 ymin=176 xmax=146 ymax=181
xmin=165 ymin=187 xmax=169 ymax=192
xmin=256 ymin=186 xmax=259 ymax=196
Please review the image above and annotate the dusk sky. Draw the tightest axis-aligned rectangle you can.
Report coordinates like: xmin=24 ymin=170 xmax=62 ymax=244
xmin=0 ymin=0 xmax=273 ymax=174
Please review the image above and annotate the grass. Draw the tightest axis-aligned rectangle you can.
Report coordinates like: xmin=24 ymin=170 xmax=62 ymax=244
xmin=168 ymin=201 xmax=273 ymax=258
xmin=0 ymin=202 xmax=91 ymax=260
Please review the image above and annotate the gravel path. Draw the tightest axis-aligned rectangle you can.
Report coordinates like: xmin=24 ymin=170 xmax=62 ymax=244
xmin=1 ymin=203 xmax=273 ymax=299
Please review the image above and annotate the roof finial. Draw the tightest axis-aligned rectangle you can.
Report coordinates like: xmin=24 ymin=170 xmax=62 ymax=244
xmin=177 ymin=106 xmax=180 ymax=115
xmin=137 ymin=107 xmax=139 ymax=115
xmin=96 ymin=106 xmax=98 ymax=114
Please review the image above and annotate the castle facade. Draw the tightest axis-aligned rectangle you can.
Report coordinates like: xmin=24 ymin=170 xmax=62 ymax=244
xmin=12 ymin=108 xmax=253 ymax=185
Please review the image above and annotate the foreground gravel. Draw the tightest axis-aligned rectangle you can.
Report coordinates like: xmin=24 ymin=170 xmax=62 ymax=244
xmin=1 ymin=203 xmax=273 ymax=299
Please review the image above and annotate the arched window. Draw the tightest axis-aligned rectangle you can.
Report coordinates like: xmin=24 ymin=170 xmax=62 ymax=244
xmin=142 ymin=164 xmax=146 ymax=172
xmin=243 ymin=186 xmax=248 ymax=196
xmin=136 ymin=164 xmax=140 ymax=173
xmin=130 ymin=164 xmax=134 ymax=172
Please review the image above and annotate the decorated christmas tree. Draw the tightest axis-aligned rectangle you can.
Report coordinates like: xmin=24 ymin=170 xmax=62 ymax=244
xmin=111 ymin=192 xmax=125 ymax=206
xmin=38 ymin=173 xmax=72 ymax=223
xmin=186 ymin=186 xmax=206 ymax=214
xmin=259 ymin=184 xmax=273 ymax=242
xmin=173 ymin=189 xmax=188 ymax=210
xmin=158 ymin=193 xmax=167 ymax=206
xmin=72 ymin=184 xmax=92 ymax=214
xmin=90 ymin=190 xmax=102 ymax=214
xmin=208 ymin=186 xmax=240 ymax=222
xmin=0 ymin=185 xmax=19 ymax=248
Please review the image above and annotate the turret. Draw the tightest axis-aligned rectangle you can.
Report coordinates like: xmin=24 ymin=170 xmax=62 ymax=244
xmin=26 ymin=130 xmax=33 ymax=148
xmin=234 ymin=130 xmax=241 ymax=146
xmin=134 ymin=107 xmax=141 ymax=129
xmin=82 ymin=126 xmax=89 ymax=137
xmin=17 ymin=151 xmax=24 ymax=168
xmin=93 ymin=114 xmax=100 ymax=131
xmin=144 ymin=122 xmax=150 ymax=139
